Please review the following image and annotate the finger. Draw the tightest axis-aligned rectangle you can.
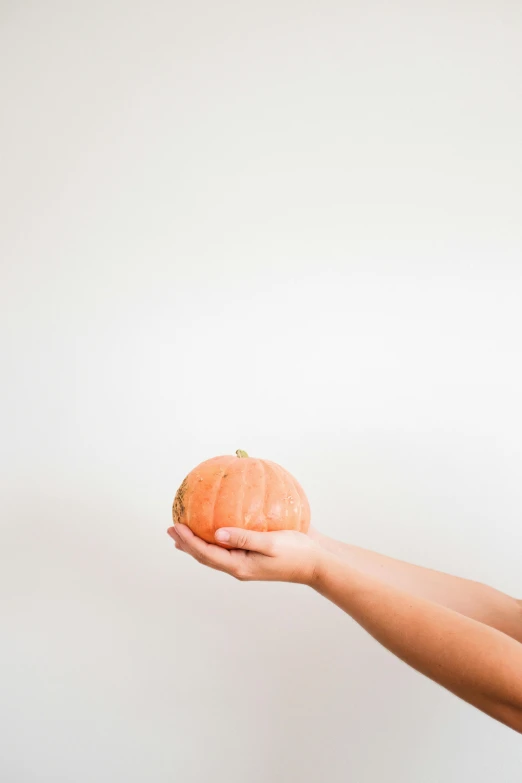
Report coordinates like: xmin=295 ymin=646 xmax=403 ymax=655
xmin=172 ymin=524 xmax=239 ymax=571
xmin=168 ymin=527 xmax=189 ymax=554
xmin=214 ymin=527 xmax=275 ymax=554
xmin=167 ymin=526 xmax=183 ymax=545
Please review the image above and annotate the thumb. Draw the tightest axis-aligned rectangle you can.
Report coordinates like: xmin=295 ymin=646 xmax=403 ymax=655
xmin=215 ymin=527 xmax=274 ymax=554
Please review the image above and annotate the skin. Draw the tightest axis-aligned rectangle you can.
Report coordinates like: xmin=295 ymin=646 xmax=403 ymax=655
xmin=167 ymin=523 xmax=522 ymax=734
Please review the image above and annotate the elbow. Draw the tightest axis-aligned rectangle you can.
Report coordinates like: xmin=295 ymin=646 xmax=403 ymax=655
xmin=493 ymin=701 xmax=522 ymax=734
xmin=504 ymin=709 xmax=522 ymax=735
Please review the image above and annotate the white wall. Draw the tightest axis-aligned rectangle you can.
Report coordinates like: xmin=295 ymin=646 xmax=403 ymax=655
xmin=1 ymin=2 xmax=522 ymax=780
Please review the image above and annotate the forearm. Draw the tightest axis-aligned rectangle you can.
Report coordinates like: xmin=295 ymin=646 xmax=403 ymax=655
xmin=314 ymin=552 xmax=522 ymax=733
xmin=314 ymin=532 xmax=522 ymax=643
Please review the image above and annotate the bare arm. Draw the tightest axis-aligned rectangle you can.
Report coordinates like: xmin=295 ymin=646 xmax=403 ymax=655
xmin=314 ymin=551 xmax=522 ymax=733
xmin=169 ymin=524 xmax=522 ymax=733
xmin=310 ymin=529 xmax=522 ymax=643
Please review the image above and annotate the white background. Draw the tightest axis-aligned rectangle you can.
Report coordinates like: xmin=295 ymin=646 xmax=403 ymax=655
xmin=1 ymin=1 xmax=522 ymax=781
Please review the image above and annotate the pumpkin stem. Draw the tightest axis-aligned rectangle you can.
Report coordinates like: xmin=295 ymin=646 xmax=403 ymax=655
xmin=236 ymin=449 xmax=249 ymax=458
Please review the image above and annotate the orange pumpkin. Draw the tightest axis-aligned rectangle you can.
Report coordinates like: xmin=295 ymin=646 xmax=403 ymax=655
xmin=172 ymin=450 xmax=310 ymax=544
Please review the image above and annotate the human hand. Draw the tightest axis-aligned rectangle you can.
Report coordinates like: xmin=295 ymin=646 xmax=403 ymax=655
xmin=167 ymin=524 xmax=323 ymax=586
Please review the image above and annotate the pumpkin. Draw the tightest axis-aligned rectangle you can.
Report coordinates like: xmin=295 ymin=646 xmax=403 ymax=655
xmin=172 ymin=449 xmax=310 ymax=544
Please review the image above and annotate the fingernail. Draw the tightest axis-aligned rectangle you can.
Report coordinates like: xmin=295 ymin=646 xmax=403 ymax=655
xmin=215 ymin=529 xmax=230 ymax=542
xmin=167 ymin=527 xmax=178 ymax=539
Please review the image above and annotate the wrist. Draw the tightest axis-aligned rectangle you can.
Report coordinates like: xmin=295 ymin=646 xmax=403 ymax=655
xmin=310 ymin=529 xmax=354 ymax=561
xmin=308 ymin=546 xmax=337 ymax=590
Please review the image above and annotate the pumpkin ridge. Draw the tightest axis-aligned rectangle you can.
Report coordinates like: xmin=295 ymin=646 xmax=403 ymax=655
xmin=211 ymin=456 xmax=235 ymax=532
xmin=259 ymin=459 xmax=268 ymax=532
xmin=244 ymin=457 xmax=255 ymax=527
xmin=261 ymin=460 xmax=278 ymax=526
xmin=274 ymin=461 xmax=292 ymax=527
xmin=239 ymin=456 xmax=258 ymax=529
xmin=284 ymin=466 xmax=302 ymax=528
